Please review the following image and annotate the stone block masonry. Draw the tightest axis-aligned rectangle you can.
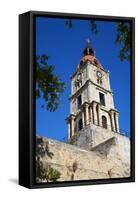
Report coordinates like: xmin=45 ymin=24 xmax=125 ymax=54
xmin=36 ymin=133 xmax=130 ymax=182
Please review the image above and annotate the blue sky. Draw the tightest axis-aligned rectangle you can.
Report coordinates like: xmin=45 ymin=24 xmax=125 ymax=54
xmin=35 ymin=17 xmax=130 ymax=140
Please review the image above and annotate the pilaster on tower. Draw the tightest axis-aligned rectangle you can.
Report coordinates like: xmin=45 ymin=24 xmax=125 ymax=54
xmin=66 ymin=39 xmax=120 ymax=149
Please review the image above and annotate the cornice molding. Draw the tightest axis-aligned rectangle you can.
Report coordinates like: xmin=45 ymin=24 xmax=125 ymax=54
xmin=69 ymin=79 xmax=112 ymax=100
xmin=70 ymin=61 xmax=108 ymax=79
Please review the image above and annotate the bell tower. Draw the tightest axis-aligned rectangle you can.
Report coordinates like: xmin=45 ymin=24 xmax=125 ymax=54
xmin=66 ymin=39 xmax=120 ymax=150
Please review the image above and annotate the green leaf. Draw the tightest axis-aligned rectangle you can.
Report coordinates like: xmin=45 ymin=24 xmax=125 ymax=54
xmin=36 ymin=54 xmax=66 ymax=112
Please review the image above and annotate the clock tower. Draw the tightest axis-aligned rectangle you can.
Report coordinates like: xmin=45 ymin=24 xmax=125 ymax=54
xmin=66 ymin=39 xmax=120 ymax=150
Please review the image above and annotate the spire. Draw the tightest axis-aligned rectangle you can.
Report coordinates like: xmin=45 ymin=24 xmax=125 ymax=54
xmin=83 ymin=38 xmax=95 ymax=56
xmin=86 ymin=38 xmax=91 ymax=47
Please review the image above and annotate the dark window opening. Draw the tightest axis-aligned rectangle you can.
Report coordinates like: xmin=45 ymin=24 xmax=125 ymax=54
xmin=100 ymin=80 xmax=102 ymax=85
xmin=77 ymin=81 xmax=82 ymax=88
xmin=114 ymin=112 xmax=117 ymax=132
xmin=80 ymin=60 xmax=83 ymax=65
xmin=77 ymin=95 xmax=82 ymax=108
xmin=96 ymin=105 xmax=99 ymax=125
xmin=102 ymin=116 xmax=107 ymax=129
xmin=74 ymin=119 xmax=77 ymax=133
xmin=94 ymin=59 xmax=98 ymax=65
xmin=78 ymin=118 xmax=83 ymax=131
xmin=99 ymin=92 xmax=105 ymax=106
xmin=83 ymin=47 xmax=94 ymax=56
xmin=97 ymin=79 xmax=102 ymax=85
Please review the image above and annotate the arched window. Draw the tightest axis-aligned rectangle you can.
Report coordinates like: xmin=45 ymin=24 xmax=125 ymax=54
xmin=102 ymin=116 xmax=107 ymax=129
xmin=97 ymin=79 xmax=102 ymax=85
xmin=77 ymin=95 xmax=82 ymax=109
xmin=78 ymin=118 xmax=83 ymax=131
xmin=96 ymin=104 xmax=99 ymax=125
xmin=99 ymin=92 xmax=105 ymax=106
xmin=114 ymin=112 xmax=117 ymax=132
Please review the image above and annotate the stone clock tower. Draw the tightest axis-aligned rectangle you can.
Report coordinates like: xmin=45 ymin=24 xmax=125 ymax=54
xmin=66 ymin=39 xmax=120 ymax=150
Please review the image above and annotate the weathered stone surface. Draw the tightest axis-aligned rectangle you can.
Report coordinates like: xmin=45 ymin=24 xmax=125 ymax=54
xmin=68 ymin=60 xmax=120 ymax=140
xmin=72 ymin=123 xmax=130 ymax=159
xmin=36 ymin=133 xmax=130 ymax=182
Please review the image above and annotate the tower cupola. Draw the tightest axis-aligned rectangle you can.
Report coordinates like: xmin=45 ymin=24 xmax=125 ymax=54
xmin=80 ymin=39 xmax=102 ymax=68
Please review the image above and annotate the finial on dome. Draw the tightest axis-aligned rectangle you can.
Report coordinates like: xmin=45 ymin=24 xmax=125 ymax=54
xmin=84 ymin=38 xmax=94 ymax=55
xmin=86 ymin=38 xmax=91 ymax=47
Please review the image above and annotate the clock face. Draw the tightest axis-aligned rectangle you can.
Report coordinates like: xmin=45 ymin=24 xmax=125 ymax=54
xmin=96 ymin=71 xmax=102 ymax=78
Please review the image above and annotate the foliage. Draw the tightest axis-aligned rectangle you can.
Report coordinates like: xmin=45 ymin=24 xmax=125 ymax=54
xmin=36 ymin=54 xmax=66 ymax=112
xmin=66 ymin=19 xmax=98 ymax=34
xmin=89 ymin=21 xmax=130 ymax=61
xmin=36 ymin=158 xmax=61 ymax=182
xmin=65 ymin=20 xmax=130 ymax=62
xmin=72 ymin=161 xmax=78 ymax=173
xmin=90 ymin=20 xmax=98 ymax=35
xmin=65 ymin=20 xmax=72 ymax=28
xmin=115 ymin=22 xmax=130 ymax=61
xmin=67 ymin=161 xmax=78 ymax=180
xmin=36 ymin=138 xmax=60 ymax=182
xmin=36 ymin=20 xmax=130 ymax=113
xmin=36 ymin=138 xmax=54 ymax=159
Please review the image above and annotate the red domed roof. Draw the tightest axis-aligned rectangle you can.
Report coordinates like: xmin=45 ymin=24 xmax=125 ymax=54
xmin=80 ymin=54 xmax=102 ymax=68
xmin=80 ymin=39 xmax=102 ymax=68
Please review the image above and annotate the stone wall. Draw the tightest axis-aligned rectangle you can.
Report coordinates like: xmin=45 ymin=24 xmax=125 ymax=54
xmin=73 ymin=124 xmax=114 ymax=149
xmin=36 ymin=134 xmax=130 ymax=182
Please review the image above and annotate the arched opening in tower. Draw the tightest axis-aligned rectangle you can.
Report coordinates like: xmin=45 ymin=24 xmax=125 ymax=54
xmin=102 ymin=115 xmax=107 ymax=129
